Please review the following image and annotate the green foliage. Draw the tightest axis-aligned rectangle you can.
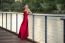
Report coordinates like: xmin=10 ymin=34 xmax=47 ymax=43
xmin=0 ymin=0 xmax=24 ymax=12
xmin=25 ymin=0 xmax=65 ymax=13
xmin=25 ymin=0 xmax=57 ymax=13
xmin=11 ymin=2 xmax=24 ymax=12
xmin=0 ymin=0 xmax=65 ymax=13
xmin=0 ymin=0 xmax=15 ymax=11
xmin=11 ymin=2 xmax=20 ymax=12
xmin=2 ymin=3 xmax=10 ymax=11
xmin=55 ymin=0 xmax=65 ymax=4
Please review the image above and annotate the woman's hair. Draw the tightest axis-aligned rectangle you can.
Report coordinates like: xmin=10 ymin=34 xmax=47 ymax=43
xmin=23 ymin=4 xmax=28 ymax=10
xmin=24 ymin=4 xmax=28 ymax=8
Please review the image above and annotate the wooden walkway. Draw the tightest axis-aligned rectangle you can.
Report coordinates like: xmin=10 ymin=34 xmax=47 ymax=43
xmin=0 ymin=28 xmax=33 ymax=43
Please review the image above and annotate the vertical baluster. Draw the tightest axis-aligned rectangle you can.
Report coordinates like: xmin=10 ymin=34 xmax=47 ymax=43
xmin=32 ymin=15 xmax=34 ymax=41
xmin=6 ymin=13 xmax=7 ymax=29
xmin=2 ymin=13 xmax=3 ymax=27
xmin=10 ymin=13 xmax=12 ymax=31
xmin=61 ymin=17 xmax=65 ymax=43
xmin=45 ymin=16 xmax=47 ymax=43
xmin=63 ymin=20 xmax=65 ymax=43
xmin=16 ymin=13 xmax=18 ymax=33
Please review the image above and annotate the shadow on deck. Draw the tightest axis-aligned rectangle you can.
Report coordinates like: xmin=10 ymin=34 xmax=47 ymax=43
xmin=0 ymin=28 xmax=36 ymax=43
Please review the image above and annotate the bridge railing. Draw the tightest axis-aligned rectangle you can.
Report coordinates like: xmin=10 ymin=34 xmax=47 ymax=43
xmin=0 ymin=12 xmax=65 ymax=43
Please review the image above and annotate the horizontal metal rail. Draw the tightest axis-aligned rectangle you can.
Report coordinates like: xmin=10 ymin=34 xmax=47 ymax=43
xmin=0 ymin=12 xmax=65 ymax=43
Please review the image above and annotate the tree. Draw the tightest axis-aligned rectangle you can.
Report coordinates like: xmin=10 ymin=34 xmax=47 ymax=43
xmin=0 ymin=0 xmax=15 ymax=11
xmin=25 ymin=0 xmax=56 ymax=13
xmin=11 ymin=2 xmax=23 ymax=12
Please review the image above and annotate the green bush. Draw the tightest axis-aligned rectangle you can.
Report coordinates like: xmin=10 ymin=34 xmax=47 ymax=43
xmin=0 ymin=0 xmax=65 ymax=13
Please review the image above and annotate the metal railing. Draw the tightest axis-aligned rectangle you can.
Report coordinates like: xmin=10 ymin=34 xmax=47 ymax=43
xmin=0 ymin=12 xmax=65 ymax=43
xmin=32 ymin=13 xmax=65 ymax=43
xmin=1 ymin=12 xmax=19 ymax=33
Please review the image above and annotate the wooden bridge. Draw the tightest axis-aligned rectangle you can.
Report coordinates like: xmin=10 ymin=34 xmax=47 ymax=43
xmin=0 ymin=27 xmax=35 ymax=43
xmin=0 ymin=12 xmax=65 ymax=43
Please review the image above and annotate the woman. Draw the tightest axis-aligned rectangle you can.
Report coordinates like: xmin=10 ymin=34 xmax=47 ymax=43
xmin=18 ymin=4 xmax=32 ymax=40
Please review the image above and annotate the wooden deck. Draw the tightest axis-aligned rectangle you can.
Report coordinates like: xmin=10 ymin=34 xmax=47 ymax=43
xmin=0 ymin=28 xmax=34 ymax=43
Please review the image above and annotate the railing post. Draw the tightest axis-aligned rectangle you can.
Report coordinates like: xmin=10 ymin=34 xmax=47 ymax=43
xmin=61 ymin=16 xmax=65 ymax=43
xmin=10 ymin=13 xmax=12 ymax=31
xmin=16 ymin=13 xmax=18 ymax=33
xmin=32 ymin=15 xmax=34 ymax=41
xmin=6 ymin=13 xmax=7 ymax=29
xmin=64 ymin=20 xmax=65 ymax=43
xmin=2 ymin=13 xmax=3 ymax=27
xmin=45 ymin=16 xmax=47 ymax=43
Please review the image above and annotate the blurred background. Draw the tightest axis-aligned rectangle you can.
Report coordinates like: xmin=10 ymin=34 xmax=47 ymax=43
xmin=0 ymin=0 xmax=65 ymax=13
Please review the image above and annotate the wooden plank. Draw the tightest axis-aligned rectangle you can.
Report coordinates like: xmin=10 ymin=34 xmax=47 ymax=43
xmin=0 ymin=27 xmax=36 ymax=43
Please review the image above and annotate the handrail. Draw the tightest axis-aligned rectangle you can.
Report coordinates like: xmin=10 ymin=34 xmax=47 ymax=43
xmin=1 ymin=12 xmax=19 ymax=33
xmin=0 ymin=12 xmax=65 ymax=16
xmin=0 ymin=12 xmax=64 ymax=43
xmin=33 ymin=13 xmax=65 ymax=16
xmin=0 ymin=12 xmax=23 ymax=14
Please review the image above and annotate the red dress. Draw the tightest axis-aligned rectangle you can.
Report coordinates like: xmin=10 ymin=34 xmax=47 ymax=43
xmin=18 ymin=9 xmax=28 ymax=40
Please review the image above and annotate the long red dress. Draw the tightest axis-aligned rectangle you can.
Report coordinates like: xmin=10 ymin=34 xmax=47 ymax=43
xmin=18 ymin=8 xmax=28 ymax=40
